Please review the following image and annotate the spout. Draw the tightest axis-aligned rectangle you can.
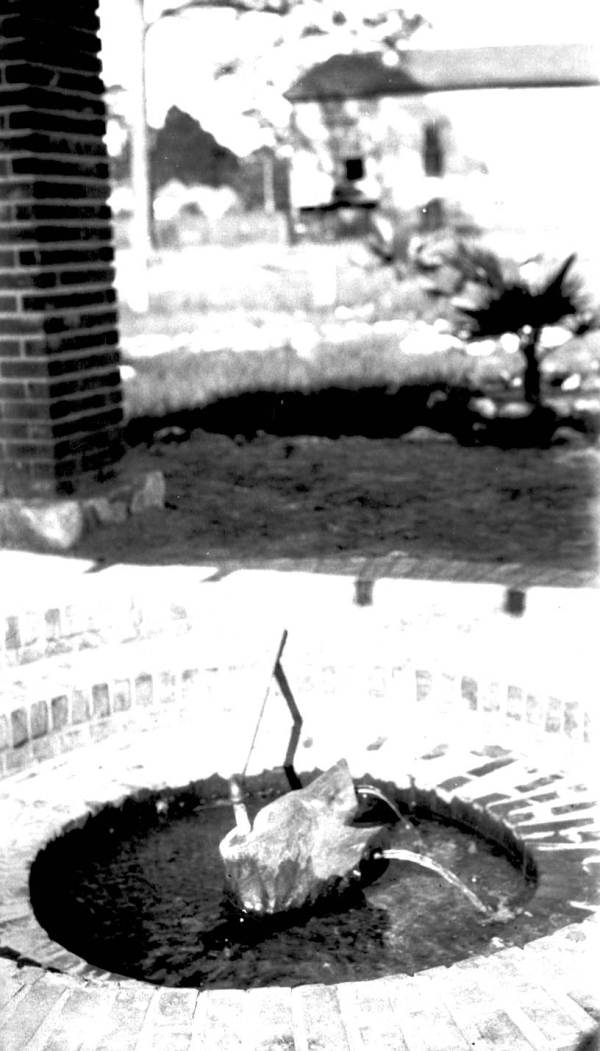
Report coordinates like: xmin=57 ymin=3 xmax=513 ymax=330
xmin=229 ymin=776 xmax=251 ymax=835
xmin=356 ymin=784 xmax=416 ymax=835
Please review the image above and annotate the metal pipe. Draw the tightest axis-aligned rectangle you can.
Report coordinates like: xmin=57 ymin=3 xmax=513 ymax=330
xmin=228 ymin=776 xmax=251 ymax=834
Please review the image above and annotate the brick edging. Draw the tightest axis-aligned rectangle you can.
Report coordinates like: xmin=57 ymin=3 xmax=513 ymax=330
xmin=0 ymin=719 xmax=598 ymax=1049
xmin=1 ymin=570 xmax=598 ymax=1044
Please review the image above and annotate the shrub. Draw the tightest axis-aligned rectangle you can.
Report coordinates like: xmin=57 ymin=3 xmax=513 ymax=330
xmin=454 ymin=249 xmax=584 ymax=406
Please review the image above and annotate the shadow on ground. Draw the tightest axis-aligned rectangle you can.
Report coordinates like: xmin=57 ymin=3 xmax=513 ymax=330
xmin=124 ymin=383 xmax=598 ymax=450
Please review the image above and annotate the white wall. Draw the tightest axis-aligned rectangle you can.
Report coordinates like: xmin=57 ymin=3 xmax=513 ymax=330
xmin=290 ymin=85 xmax=600 ymax=249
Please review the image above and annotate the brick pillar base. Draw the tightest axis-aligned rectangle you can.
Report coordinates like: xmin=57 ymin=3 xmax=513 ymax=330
xmin=0 ymin=0 xmax=124 ymax=498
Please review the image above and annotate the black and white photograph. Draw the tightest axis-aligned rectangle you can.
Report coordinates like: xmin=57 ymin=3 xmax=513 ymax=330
xmin=1 ymin=1 xmax=599 ymax=1047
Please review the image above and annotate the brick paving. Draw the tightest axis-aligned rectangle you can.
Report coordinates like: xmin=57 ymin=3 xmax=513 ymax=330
xmin=0 ymin=549 xmax=598 ymax=1048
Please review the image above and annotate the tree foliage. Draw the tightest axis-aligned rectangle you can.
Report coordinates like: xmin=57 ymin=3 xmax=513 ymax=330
xmin=149 ymin=1 xmax=428 ymax=149
xmin=107 ymin=2 xmax=428 ymax=213
xmin=155 ymin=0 xmax=427 ymax=39
xmin=235 ymin=148 xmax=290 ymax=211
xmin=149 ymin=106 xmax=240 ymax=192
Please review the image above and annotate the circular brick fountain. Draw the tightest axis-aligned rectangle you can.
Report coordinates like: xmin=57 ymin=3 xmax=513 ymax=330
xmin=1 ymin=563 xmax=599 ymax=1048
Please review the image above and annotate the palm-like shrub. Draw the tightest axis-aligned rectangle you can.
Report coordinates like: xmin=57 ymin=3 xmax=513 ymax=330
xmin=455 ymin=250 xmax=582 ymax=406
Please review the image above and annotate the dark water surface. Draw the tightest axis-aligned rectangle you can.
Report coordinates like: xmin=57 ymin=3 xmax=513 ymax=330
xmin=31 ymin=788 xmax=550 ymax=989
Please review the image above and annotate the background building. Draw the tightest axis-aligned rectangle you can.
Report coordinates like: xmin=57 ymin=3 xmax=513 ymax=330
xmin=285 ymin=44 xmax=600 ymax=243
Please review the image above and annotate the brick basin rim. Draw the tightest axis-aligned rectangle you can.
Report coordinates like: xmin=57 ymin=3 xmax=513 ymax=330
xmin=28 ymin=768 xmax=551 ymax=979
xmin=1 ymin=574 xmax=598 ymax=1044
xmin=2 ymin=730 xmax=599 ymax=993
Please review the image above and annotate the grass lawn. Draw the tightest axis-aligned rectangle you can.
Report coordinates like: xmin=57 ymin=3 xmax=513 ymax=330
xmin=116 ymin=242 xmax=442 ymax=335
xmin=92 ymin=236 xmax=599 ymax=579
xmin=117 ymin=239 xmax=600 ymax=421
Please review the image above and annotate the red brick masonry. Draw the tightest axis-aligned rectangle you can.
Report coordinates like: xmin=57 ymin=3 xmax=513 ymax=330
xmin=0 ymin=1 xmax=123 ymax=497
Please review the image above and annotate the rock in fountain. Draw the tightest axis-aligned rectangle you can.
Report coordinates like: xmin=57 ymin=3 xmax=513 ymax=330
xmin=219 ymin=759 xmax=388 ymax=914
xmin=220 ymin=759 xmax=498 ymax=921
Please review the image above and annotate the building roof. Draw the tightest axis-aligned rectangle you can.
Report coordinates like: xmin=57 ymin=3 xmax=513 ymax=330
xmin=286 ymin=43 xmax=600 ymax=102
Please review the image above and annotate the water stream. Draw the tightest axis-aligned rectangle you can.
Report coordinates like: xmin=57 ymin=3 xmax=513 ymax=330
xmin=378 ymin=848 xmax=492 ymax=916
xmin=357 ymin=783 xmax=494 ymax=916
xmin=355 ymin=784 xmax=417 ymax=833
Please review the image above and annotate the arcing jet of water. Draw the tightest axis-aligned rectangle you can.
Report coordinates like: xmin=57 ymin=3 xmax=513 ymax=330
xmin=376 ymin=847 xmax=492 ymax=915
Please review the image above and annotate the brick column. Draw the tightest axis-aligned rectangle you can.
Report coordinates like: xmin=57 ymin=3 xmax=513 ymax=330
xmin=0 ymin=0 xmax=124 ymax=498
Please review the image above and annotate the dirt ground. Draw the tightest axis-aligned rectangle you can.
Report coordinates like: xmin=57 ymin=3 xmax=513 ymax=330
xmin=74 ymin=432 xmax=599 ymax=578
